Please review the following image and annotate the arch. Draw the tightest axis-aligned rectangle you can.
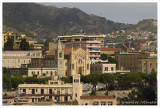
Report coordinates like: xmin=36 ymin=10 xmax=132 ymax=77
xmin=78 ymin=67 xmax=82 ymax=74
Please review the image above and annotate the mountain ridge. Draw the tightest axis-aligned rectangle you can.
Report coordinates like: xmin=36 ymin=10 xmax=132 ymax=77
xmin=3 ymin=3 xmax=157 ymax=39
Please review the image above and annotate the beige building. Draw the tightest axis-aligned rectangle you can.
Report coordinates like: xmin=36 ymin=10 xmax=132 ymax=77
xmin=138 ymin=57 xmax=157 ymax=74
xmin=2 ymin=50 xmax=43 ymax=68
xmin=91 ymin=64 xmax=116 ymax=74
xmin=115 ymin=53 xmax=157 ymax=73
xmin=79 ymin=96 xmax=116 ymax=105
xmin=16 ymin=74 xmax=82 ymax=105
xmin=46 ymin=40 xmax=90 ymax=76
xmin=28 ymin=68 xmax=57 ymax=77
xmin=90 ymin=64 xmax=130 ymax=74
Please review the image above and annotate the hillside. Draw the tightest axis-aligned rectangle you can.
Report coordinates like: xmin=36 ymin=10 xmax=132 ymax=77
xmin=3 ymin=3 xmax=133 ymax=38
xmin=3 ymin=3 xmax=157 ymax=39
xmin=135 ymin=19 xmax=157 ymax=33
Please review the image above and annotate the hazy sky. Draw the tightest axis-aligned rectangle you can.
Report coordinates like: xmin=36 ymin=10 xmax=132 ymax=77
xmin=40 ymin=3 xmax=157 ymax=24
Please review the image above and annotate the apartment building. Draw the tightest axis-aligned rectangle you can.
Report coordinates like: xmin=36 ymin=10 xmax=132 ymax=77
xmin=138 ymin=57 xmax=157 ymax=74
xmin=16 ymin=74 xmax=82 ymax=105
xmin=3 ymin=50 xmax=43 ymax=68
xmin=58 ymin=34 xmax=106 ymax=48
xmin=115 ymin=53 xmax=157 ymax=73
xmin=65 ymin=40 xmax=107 ymax=64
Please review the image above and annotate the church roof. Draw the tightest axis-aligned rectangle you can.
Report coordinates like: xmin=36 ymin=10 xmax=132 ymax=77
xmin=46 ymin=48 xmax=78 ymax=56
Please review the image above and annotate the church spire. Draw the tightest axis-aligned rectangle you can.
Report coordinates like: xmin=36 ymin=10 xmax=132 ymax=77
xmin=57 ymin=39 xmax=62 ymax=50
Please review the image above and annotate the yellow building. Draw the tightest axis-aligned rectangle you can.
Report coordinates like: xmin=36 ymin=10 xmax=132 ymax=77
xmin=2 ymin=32 xmax=26 ymax=48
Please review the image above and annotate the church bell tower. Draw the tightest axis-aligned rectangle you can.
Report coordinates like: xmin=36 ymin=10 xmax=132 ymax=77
xmin=56 ymin=39 xmax=64 ymax=76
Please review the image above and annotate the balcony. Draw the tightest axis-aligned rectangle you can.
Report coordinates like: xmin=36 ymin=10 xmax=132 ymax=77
xmin=86 ymin=45 xmax=100 ymax=48
xmin=89 ymin=50 xmax=100 ymax=53
xmin=90 ymin=55 xmax=100 ymax=58
xmin=103 ymin=71 xmax=116 ymax=73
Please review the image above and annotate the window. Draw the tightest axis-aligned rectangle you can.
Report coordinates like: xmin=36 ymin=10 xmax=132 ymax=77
xmin=85 ymin=103 xmax=88 ymax=105
xmin=49 ymin=89 xmax=52 ymax=94
xmin=150 ymin=63 xmax=152 ymax=66
xmin=111 ymin=67 xmax=114 ymax=71
xmin=57 ymin=88 xmax=60 ymax=94
xmin=108 ymin=102 xmax=113 ymax=105
xmin=101 ymin=102 xmax=106 ymax=105
xmin=65 ymin=89 xmax=68 ymax=94
xmin=87 ymin=64 xmax=89 ymax=70
xmin=75 ymin=93 xmax=77 ymax=97
xmin=49 ymin=96 xmax=52 ymax=100
xmin=59 ymin=52 xmax=62 ymax=58
xmin=41 ymin=89 xmax=44 ymax=94
xmin=64 ymin=96 xmax=68 ymax=102
xmin=105 ymin=67 xmax=108 ymax=71
xmin=37 ymin=71 xmax=39 ymax=75
xmin=72 ymin=64 xmax=74 ymax=70
xmin=70 ymin=96 xmax=72 ymax=100
xmin=32 ymin=89 xmax=35 ymax=94
xmin=32 ymin=98 xmax=34 ymax=102
xmin=23 ymin=89 xmax=26 ymax=93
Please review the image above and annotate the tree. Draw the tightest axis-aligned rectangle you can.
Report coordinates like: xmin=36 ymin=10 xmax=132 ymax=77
xmin=3 ymin=67 xmax=11 ymax=89
xmin=20 ymin=38 xmax=30 ymax=50
xmin=4 ymin=36 xmax=14 ymax=50
xmin=100 ymin=73 xmax=115 ymax=91
xmin=61 ymin=76 xmax=71 ymax=83
xmin=100 ymin=54 xmax=117 ymax=63
xmin=11 ymin=75 xmax=25 ymax=89
xmin=87 ymin=73 xmax=100 ymax=90
xmin=80 ymin=74 xmax=89 ymax=84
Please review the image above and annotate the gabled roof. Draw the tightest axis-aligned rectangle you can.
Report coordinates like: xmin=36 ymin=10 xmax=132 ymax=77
xmin=46 ymin=48 xmax=78 ymax=56
xmin=100 ymin=48 xmax=122 ymax=52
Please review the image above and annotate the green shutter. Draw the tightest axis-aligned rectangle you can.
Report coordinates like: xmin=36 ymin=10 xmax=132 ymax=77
xmin=111 ymin=67 xmax=114 ymax=71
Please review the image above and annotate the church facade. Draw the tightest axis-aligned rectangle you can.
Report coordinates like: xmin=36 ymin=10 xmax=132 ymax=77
xmin=28 ymin=39 xmax=90 ymax=77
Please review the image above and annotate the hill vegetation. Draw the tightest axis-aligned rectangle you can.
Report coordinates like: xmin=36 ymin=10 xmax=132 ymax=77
xmin=3 ymin=3 xmax=157 ymax=39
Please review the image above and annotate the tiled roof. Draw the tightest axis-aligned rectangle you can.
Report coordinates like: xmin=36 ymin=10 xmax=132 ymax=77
xmin=128 ymin=49 xmax=140 ymax=53
xmin=46 ymin=48 xmax=78 ymax=56
xmin=25 ymin=37 xmax=37 ymax=42
xmin=3 ymin=96 xmax=15 ymax=99
xmin=80 ymin=96 xmax=115 ymax=99
xmin=100 ymin=48 xmax=122 ymax=52
xmin=46 ymin=49 xmax=55 ymax=55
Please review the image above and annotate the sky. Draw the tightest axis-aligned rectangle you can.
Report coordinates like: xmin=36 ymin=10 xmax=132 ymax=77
xmin=39 ymin=3 xmax=157 ymax=24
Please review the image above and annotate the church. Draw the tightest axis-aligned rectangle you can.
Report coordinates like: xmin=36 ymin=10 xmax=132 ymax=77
xmin=28 ymin=39 xmax=90 ymax=77
xmin=47 ymin=39 xmax=90 ymax=76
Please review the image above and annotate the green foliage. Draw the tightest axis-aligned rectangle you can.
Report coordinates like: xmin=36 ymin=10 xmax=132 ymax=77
xmin=100 ymin=73 xmax=115 ymax=90
xmin=3 ymin=3 xmax=134 ymax=39
xmin=87 ymin=73 xmax=100 ymax=90
xmin=25 ymin=76 xmax=49 ymax=84
xmin=67 ymin=100 xmax=78 ymax=105
xmin=100 ymin=54 xmax=117 ymax=63
xmin=90 ymin=90 xmax=96 ymax=96
xmin=46 ymin=98 xmax=52 ymax=101
xmin=80 ymin=74 xmax=89 ymax=84
xmin=61 ymin=77 xmax=71 ymax=83
xmin=3 ymin=67 xmax=11 ymax=89
xmin=20 ymin=38 xmax=30 ymax=50
xmin=11 ymin=75 xmax=25 ymax=89
xmin=4 ymin=36 xmax=14 ymax=50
